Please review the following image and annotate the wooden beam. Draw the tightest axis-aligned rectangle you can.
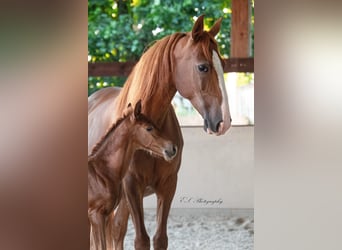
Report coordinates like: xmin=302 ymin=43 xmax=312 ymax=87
xmin=88 ymin=61 xmax=136 ymax=77
xmin=223 ymin=58 xmax=254 ymax=73
xmin=88 ymin=58 xmax=254 ymax=77
xmin=231 ymin=0 xmax=251 ymax=57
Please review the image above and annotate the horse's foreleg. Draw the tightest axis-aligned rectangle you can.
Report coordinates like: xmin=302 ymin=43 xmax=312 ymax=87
xmin=89 ymin=219 xmax=92 ymax=249
xmin=153 ymin=174 xmax=178 ymax=250
xmin=112 ymin=196 xmax=130 ymax=250
xmin=89 ymin=212 xmax=106 ymax=250
xmin=105 ymin=211 xmax=115 ymax=250
xmin=124 ymin=175 xmax=150 ymax=250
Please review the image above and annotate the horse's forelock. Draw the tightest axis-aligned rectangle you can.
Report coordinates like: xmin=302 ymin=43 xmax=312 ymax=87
xmin=196 ymin=31 xmax=223 ymax=66
xmin=193 ymin=32 xmax=224 ymax=96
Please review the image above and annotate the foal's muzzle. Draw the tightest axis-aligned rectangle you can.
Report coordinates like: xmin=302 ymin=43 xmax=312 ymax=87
xmin=164 ymin=145 xmax=178 ymax=161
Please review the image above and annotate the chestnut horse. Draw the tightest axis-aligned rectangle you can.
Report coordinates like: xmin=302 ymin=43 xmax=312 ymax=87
xmin=88 ymin=15 xmax=231 ymax=250
xmin=88 ymin=101 xmax=177 ymax=250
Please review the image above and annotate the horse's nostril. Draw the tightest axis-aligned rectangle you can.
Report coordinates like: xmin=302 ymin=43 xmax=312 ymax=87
xmin=203 ymin=119 xmax=209 ymax=132
xmin=204 ymin=119 xmax=209 ymax=128
xmin=216 ymin=120 xmax=223 ymax=132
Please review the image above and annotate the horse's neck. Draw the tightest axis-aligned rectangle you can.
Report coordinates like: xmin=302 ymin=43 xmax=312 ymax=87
xmin=115 ymin=42 xmax=179 ymax=126
xmin=117 ymin=83 xmax=176 ymax=127
xmin=144 ymin=87 xmax=176 ymax=126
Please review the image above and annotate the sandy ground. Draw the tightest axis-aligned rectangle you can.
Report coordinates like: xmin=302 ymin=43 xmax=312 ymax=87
xmin=123 ymin=208 xmax=254 ymax=250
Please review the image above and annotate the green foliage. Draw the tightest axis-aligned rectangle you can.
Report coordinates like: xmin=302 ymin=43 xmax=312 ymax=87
xmin=236 ymin=73 xmax=254 ymax=87
xmin=88 ymin=0 xmax=254 ymax=95
xmin=88 ymin=76 xmax=126 ymax=96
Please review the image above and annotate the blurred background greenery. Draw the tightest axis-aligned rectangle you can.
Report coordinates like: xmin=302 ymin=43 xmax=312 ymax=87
xmin=88 ymin=0 xmax=254 ymax=96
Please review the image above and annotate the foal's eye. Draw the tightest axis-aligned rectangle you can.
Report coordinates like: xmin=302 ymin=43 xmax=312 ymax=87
xmin=146 ymin=126 xmax=153 ymax=132
xmin=197 ymin=64 xmax=209 ymax=73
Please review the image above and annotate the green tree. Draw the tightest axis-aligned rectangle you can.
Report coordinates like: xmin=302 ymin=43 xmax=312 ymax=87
xmin=88 ymin=0 xmax=253 ymax=95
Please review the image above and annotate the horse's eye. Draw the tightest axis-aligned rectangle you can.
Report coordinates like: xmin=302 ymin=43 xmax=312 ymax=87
xmin=198 ymin=64 xmax=209 ymax=72
xmin=146 ymin=126 xmax=153 ymax=132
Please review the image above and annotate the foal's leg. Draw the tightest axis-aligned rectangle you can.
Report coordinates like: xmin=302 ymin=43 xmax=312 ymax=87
xmin=89 ymin=212 xmax=106 ymax=250
xmin=112 ymin=196 xmax=130 ymax=250
xmin=153 ymin=173 xmax=178 ymax=250
xmin=106 ymin=183 xmax=123 ymax=250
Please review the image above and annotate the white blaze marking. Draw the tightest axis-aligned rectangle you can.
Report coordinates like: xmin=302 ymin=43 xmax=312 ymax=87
xmin=212 ymin=50 xmax=231 ymax=135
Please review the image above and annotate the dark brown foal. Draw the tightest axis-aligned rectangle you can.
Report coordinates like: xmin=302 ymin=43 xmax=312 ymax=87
xmin=88 ymin=101 xmax=177 ymax=250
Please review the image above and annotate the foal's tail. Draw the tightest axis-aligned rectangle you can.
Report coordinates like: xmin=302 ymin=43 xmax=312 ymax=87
xmin=105 ymin=211 xmax=115 ymax=250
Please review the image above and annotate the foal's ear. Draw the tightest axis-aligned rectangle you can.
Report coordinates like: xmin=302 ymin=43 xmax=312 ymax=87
xmin=134 ymin=100 xmax=142 ymax=118
xmin=125 ymin=103 xmax=133 ymax=116
xmin=192 ymin=15 xmax=205 ymax=41
xmin=209 ymin=17 xmax=222 ymax=37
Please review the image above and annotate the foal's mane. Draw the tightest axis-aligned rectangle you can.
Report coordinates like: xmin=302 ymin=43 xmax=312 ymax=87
xmin=89 ymin=111 xmax=131 ymax=159
xmin=89 ymin=110 xmax=158 ymax=159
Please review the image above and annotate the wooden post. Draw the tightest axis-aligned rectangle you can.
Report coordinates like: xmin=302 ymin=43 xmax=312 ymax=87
xmin=231 ymin=0 xmax=251 ymax=57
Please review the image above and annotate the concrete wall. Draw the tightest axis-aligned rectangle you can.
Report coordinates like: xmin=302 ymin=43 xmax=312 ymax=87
xmin=144 ymin=126 xmax=254 ymax=209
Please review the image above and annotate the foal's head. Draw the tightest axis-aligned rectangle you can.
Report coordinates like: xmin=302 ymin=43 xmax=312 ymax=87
xmin=126 ymin=100 xmax=177 ymax=162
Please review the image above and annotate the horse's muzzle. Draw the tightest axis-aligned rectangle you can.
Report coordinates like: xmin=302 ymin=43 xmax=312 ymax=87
xmin=204 ymin=118 xmax=222 ymax=133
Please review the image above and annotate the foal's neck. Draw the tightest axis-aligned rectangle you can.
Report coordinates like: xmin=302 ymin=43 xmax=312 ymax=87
xmin=90 ymin=121 xmax=134 ymax=177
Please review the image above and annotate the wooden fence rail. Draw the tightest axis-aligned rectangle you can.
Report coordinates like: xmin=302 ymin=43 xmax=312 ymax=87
xmin=88 ymin=57 xmax=254 ymax=77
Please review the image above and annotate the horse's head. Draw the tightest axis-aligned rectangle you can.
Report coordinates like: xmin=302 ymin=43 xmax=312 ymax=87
xmin=173 ymin=15 xmax=231 ymax=135
xmin=129 ymin=100 xmax=178 ymax=162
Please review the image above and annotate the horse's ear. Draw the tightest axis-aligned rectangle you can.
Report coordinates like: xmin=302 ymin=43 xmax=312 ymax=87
xmin=209 ymin=17 xmax=222 ymax=37
xmin=134 ymin=100 xmax=142 ymax=118
xmin=192 ymin=15 xmax=205 ymax=41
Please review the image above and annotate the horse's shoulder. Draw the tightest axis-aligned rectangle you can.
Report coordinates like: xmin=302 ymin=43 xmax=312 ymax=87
xmin=88 ymin=87 xmax=122 ymax=154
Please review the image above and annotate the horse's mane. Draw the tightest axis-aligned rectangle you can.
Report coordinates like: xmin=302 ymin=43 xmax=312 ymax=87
xmin=115 ymin=32 xmax=187 ymax=114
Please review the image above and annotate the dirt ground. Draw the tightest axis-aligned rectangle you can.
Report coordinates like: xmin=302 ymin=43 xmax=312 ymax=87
xmin=123 ymin=208 xmax=254 ymax=250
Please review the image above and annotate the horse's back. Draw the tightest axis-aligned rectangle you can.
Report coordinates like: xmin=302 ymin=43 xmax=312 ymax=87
xmin=88 ymin=87 xmax=121 ymax=154
xmin=88 ymin=87 xmax=121 ymax=113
